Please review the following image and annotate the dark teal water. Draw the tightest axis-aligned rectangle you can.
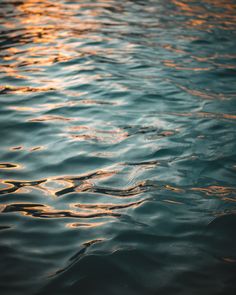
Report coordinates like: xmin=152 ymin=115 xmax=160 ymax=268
xmin=0 ymin=1 xmax=236 ymax=294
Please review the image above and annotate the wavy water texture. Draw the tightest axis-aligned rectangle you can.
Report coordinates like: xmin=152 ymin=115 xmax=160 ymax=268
xmin=0 ymin=0 xmax=236 ymax=295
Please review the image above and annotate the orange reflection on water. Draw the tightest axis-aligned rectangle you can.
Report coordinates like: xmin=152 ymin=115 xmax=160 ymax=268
xmin=8 ymin=101 xmax=77 ymax=114
xmin=2 ymin=202 xmax=121 ymax=219
xmin=171 ymin=0 xmax=236 ymax=30
xmin=29 ymin=115 xmax=75 ymax=122
xmin=222 ymin=114 xmax=236 ymax=120
xmin=0 ymin=85 xmax=55 ymax=95
xmin=1 ymin=0 xmax=107 ymax=90
xmin=39 ymin=179 xmax=74 ymax=197
xmin=0 ymin=162 xmax=21 ymax=170
xmin=73 ymin=199 xmax=146 ymax=211
xmin=165 ymin=185 xmax=184 ymax=193
xmin=167 ymin=111 xmax=236 ymax=121
xmin=10 ymin=146 xmax=24 ymax=151
xmin=67 ymin=221 xmax=107 ymax=228
xmin=163 ymin=60 xmax=211 ymax=72
xmin=191 ymin=185 xmax=236 ymax=197
xmin=10 ymin=146 xmax=45 ymax=152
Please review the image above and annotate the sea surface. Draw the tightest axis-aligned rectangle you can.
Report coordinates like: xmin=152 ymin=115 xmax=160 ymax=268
xmin=0 ymin=1 xmax=236 ymax=294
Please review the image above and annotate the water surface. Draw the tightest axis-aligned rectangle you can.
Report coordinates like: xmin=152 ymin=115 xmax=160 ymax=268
xmin=0 ymin=1 xmax=236 ymax=294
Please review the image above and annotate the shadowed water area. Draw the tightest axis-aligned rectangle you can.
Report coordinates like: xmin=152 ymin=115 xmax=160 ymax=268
xmin=0 ymin=0 xmax=236 ymax=294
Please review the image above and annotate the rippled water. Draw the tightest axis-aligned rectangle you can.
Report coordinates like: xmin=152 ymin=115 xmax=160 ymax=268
xmin=0 ymin=0 xmax=236 ymax=294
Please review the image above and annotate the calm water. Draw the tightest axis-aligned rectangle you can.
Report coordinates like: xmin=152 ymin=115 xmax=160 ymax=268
xmin=0 ymin=0 xmax=236 ymax=294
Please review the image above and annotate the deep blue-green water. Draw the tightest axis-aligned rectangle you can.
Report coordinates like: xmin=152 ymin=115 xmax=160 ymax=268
xmin=0 ymin=1 xmax=236 ymax=294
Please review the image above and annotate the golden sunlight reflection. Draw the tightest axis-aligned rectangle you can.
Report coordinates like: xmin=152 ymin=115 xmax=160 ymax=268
xmin=73 ymin=199 xmax=146 ymax=211
xmin=67 ymin=221 xmax=107 ymax=228
xmin=9 ymin=101 xmax=77 ymax=113
xmin=10 ymin=146 xmax=45 ymax=152
xmin=0 ymin=0 xmax=113 ymax=91
xmin=171 ymin=0 xmax=236 ymax=30
xmin=1 ymin=203 xmax=121 ymax=219
xmin=167 ymin=111 xmax=236 ymax=121
xmin=165 ymin=185 xmax=184 ymax=193
xmin=0 ymin=85 xmax=55 ymax=94
xmin=163 ymin=60 xmax=211 ymax=72
xmin=191 ymin=185 xmax=236 ymax=198
xmin=0 ymin=163 xmax=21 ymax=170
xmin=29 ymin=115 xmax=75 ymax=122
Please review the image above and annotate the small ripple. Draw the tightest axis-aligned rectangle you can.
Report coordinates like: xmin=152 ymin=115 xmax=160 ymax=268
xmin=191 ymin=185 xmax=236 ymax=197
xmin=90 ymin=181 xmax=152 ymax=198
xmin=0 ymin=162 xmax=20 ymax=169
xmin=177 ymin=84 xmax=235 ymax=100
xmin=9 ymin=101 xmax=77 ymax=113
xmin=10 ymin=146 xmax=24 ymax=151
xmin=54 ymin=170 xmax=119 ymax=197
xmin=163 ymin=199 xmax=184 ymax=205
xmin=0 ymin=179 xmax=46 ymax=195
xmin=165 ymin=184 xmax=184 ymax=193
xmin=66 ymin=126 xmax=129 ymax=144
xmin=74 ymin=199 xmax=147 ymax=211
xmin=2 ymin=203 xmax=121 ymax=219
xmin=124 ymin=160 xmax=160 ymax=168
xmin=10 ymin=146 xmax=45 ymax=152
xmin=163 ymin=60 xmax=212 ymax=72
xmin=67 ymin=222 xmax=106 ymax=229
xmin=79 ymin=99 xmax=116 ymax=105
xmin=29 ymin=115 xmax=74 ymax=122
xmin=123 ymin=125 xmax=177 ymax=139
xmin=0 ymin=85 xmax=55 ymax=95
xmin=51 ymin=239 xmax=104 ymax=277
xmin=167 ymin=111 xmax=236 ymax=122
